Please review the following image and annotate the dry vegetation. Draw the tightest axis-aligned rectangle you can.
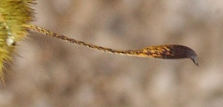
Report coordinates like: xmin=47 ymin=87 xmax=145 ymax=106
xmin=0 ymin=0 xmax=223 ymax=107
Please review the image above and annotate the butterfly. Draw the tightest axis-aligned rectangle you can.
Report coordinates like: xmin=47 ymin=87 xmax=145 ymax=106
xmin=0 ymin=0 xmax=198 ymax=84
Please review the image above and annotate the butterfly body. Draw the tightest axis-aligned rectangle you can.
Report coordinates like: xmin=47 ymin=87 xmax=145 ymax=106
xmin=0 ymin=0 xmax=35 ymax=82
xmin=0 ymin=0 xmax=198 ymax=84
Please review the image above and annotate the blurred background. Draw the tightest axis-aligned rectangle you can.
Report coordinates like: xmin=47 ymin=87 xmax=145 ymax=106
xmin=1 ymin=0 xmax=223 ymax=107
